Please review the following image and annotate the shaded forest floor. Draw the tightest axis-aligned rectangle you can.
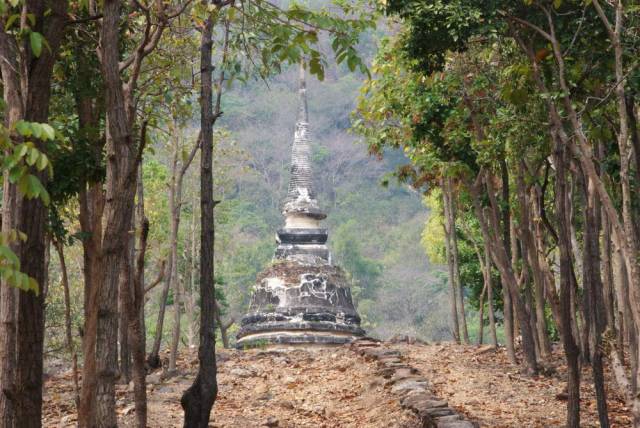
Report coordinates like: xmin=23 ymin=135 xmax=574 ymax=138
xmin=42 ymin=341 xmax=631 ymax=427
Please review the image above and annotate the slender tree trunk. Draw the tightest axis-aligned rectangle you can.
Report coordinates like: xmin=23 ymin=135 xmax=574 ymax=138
xmin=477 ymin=282 xmax=486 ymax=345
xmin=148 ymin=255 xmax=172 ymax=368
xmin=164 ymin=142 xmax=181 ymax=372
xmin=214 ymin=302 xmax=233 ymax=350
xmin=135 ymin=168 xmax=147 ymax=369
xmin=448 ymin=179 xmax=469 ymax=344
xmin=78 ymin=183 xmax=105 ymax=427
xmin=0 ymin=183 xmax=18 ymax=427
xmin=516 ymin=167 xmax=551 ymax=358
xmin=96 ymin=1 xmax=151 ymax=423
xmin=119 ymin=255 xmax=131 ymax=383
xmin=442 ymin=178 xmax=460 ymax=343
xmin=485 ymin=247 xmax=498 ymax=348
xmin=186 ymin=200 xmax=199 ymax=349
xmin=601 ymin=202 xmax=616 ymax=332
xmin=0 ymin=18 xmax=23 ymax=423
xmin=582 ymin=167 xmax=609 ymax=427
xmin=55 ymin=241 xmax=81 ymax=409
xmin=148 ymin=147 xmax=177 ymax=369
xmin=531 ymin=184 xmax=563 ymax=338
xmin=471 ymin=172 xmax=538 ymax=375
xmin=540 ymin=16 xmax=640 ymax=422
xmin=75 ymin=75 xmax=105 ymax=425
xmin=554 ymin=137 xmax=581 ymax=428
xmin=0 ymin=3 xmax=68 ymax=425
xmin=498 ymin=160 xmax=516 ymax=363
xmin=126 ymin=170 xmax=150 ymax=428
xmin=616 ymin=246 xmax=638 ymax=393
xmin=181 ymin=11 xmax=228 ymax=426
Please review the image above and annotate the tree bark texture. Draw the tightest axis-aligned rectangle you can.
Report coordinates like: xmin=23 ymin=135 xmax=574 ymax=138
xmin=0 ymin=2 xmax=69 ymax=425
xmin=442 ymin=178 xmax=460 ymax=344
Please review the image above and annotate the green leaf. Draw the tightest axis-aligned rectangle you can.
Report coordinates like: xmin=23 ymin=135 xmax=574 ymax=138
xmin=5 ymin=13 xmax=19 ymax=30
xmin=0 ymin=245 xmax=20 ymax=267
xmin=30 ymin=122 xmax=43 ymax=139
xmin=40 ymin=123 xmax=55 ymax=140
xmin=17 ymin=174 xmax=30 ymax=196
xmin=15 ymin=120 xmax=31 ymax=137
xmin=30 ymin=31 xmax=43 ymax=57
xmin=16 ymin=143 xmax=28 ymax=158
xmin=8 ymin=165 xmax=26 ymax=183
xmin=26 ymin=148 xmax=39 ymax=166
xmin=36 ymin=153 xmax=48 ymax=171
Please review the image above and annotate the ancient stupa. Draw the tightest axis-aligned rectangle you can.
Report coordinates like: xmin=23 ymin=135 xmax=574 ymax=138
xmin=236 ymin=64 xmax=365 ymax=348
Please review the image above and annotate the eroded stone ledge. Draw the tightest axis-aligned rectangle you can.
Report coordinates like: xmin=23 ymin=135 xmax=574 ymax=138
xmin=350 ymin=338 xmax=480 ymax=428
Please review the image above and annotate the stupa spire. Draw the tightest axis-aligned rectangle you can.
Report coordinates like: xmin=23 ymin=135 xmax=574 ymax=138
xmin=282 ymin=61 xmax=325 ymax=219
xmin=297 ymin=60 xmax=309 ymax=123
xmin=235 ymin=61 xmax=364 ymax=349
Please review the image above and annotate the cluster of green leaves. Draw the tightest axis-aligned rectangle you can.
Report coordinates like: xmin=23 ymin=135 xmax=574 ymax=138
xmin=6 ymin=121 xmax=54 ymax=203
xmin=190 ymin=0 xmax=376 ymax=83
xmin=0 ymin=0 xmax=49 ymax=58
xmin=0 ymin=119 xmax=55 ymax=293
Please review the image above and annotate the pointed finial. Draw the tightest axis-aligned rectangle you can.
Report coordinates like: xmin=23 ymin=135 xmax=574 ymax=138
xmin=298 ymin=59 xmax=308 ymax=124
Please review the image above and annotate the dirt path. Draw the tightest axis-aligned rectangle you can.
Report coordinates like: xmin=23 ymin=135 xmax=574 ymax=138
xmin=43 ymin=346 xmax=419 ymax=427
xmin=392 ymin=342 xmax=632 ymax=428
xmin=43 ymin=341 xmax=633 ymax=427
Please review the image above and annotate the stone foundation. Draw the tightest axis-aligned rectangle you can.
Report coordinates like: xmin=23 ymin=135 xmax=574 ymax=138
xmin=236 ymin=260 xmax=364 ymax=348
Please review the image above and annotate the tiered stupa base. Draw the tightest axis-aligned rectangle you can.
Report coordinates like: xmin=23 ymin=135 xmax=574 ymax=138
xmin=236 ymin=260 xmax=365 ymax=348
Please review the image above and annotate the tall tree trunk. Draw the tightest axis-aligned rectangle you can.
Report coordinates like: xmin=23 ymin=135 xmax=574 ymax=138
xmin=516 ymin=165 xmax=551 ymax=358
xmin=442 ymin=177 xmax=460 ymax=343
xmin=582 ymin=166 xmax=609 ymax=427
xmin=55 ymin=241 xmax=81 ymax=409
xmin=78 ymin=183 xmax=105 ymax=427
xmin=499 ymin=159 xmax=516 ymax=363
xmin=95 ymin=1 xmax=152 ymax=423
xmin=531 ymin=184 xmax=563 ymax=337
xmin=148 ymin=253 xmax=172 ymax=368
xmin=126 ymin=161 xmax=150 ymax=427
xmin=169 ymin=124 xmax=200 ymax=371
xmin=477 ymin=282 xmax=486 ymax=345
xmin=181 ymin=10 xmax=228 ymax=426
xmin=76 ymin=76 xmax=105 ymax=425
xmin=601 ymin=202 xmax=616 ymax=333
xmin=169 ymin=206 xmax=183 ymax=372
xmin=0 ymin=180 xmax=19 ymax=428
xmin=166 ymin=141 xmax=180 ymax=373
xmin=119 ymin=253 xmax=131 ymax=383
xmin=0 ymin=2 xmax=68 ymax=425
xmin=616 ymin=246 xmax=638 ymax=393
xmin=135 ymin=168 xmax=147 ymax=374
xmin=538 ymin=15 xmax=640 ymax=421
xmin=447 ymin=179 xmax=469 ymax=344
xmin=554 ymin=137 xmax=581 ymax=428
xmin=470 ymin=172 xmax=538 ymax=375
xmin=119 ymin=213 xmax=136 ymax=384
xmin=185 ymin=198 xmax=199 ymax=349
xmin=484 ymin=247 xmax=498 ymax=348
